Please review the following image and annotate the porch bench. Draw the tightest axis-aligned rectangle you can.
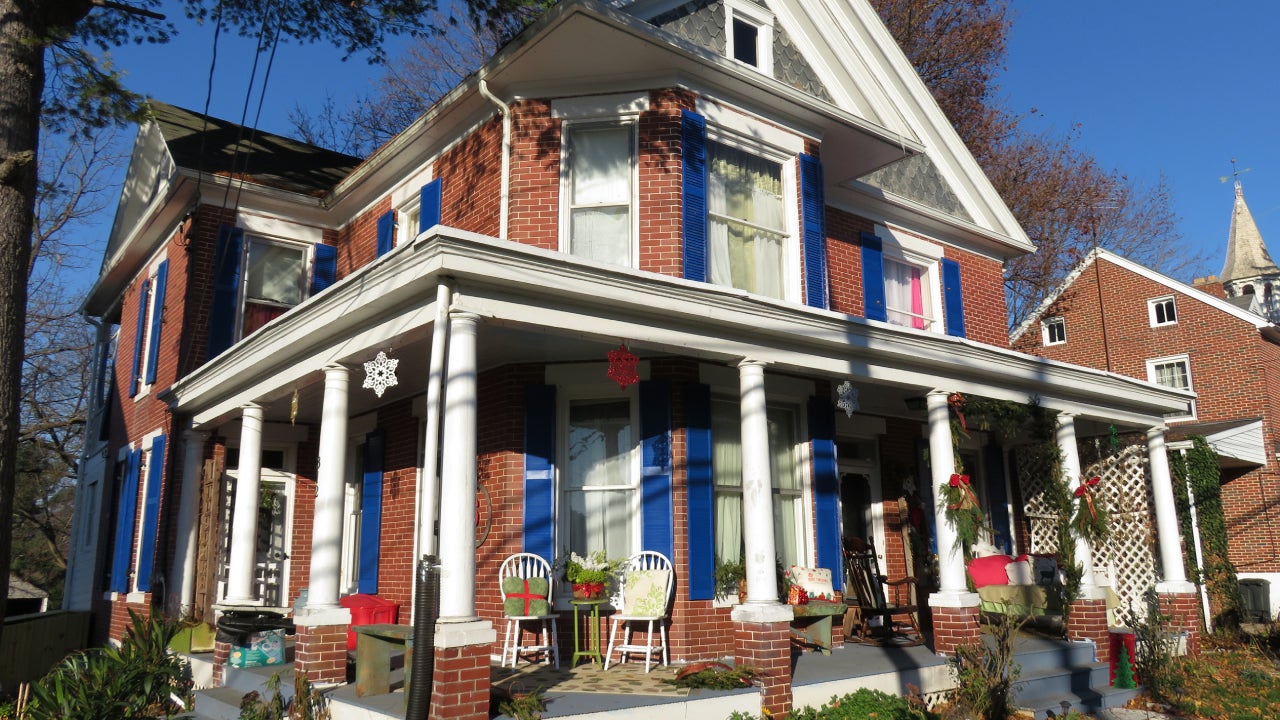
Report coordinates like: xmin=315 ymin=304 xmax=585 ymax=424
xmin=352 ymin=623 xmax=413 ymax=699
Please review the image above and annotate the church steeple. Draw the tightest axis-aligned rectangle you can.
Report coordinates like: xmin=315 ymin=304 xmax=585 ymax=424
xmin=1221 ymin=181 xmax=1280 ymax=322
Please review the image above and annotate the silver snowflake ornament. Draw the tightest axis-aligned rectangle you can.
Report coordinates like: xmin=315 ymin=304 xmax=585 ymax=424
xmin=363 ymin=351 xmax=400 ymax=398
xmin=836 ymin=380 xmax=859 ymax=418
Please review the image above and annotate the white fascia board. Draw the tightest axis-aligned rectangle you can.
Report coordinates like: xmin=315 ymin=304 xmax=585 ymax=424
xmin=185 ymin=170 xmax=332 ymax=228
xmin=1098 ymin=249 xmax=1275 ymax=329
xmin=172 ymin=229 xmax=1189 ymax=430
xmin=1204 ymin=419 xmax=1266 ymax=467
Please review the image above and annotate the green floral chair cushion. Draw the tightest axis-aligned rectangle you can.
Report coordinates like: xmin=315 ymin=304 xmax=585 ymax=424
xmin=502 ymin=576 xmax=550 ymax=617
xmin=621 ymin=569 xmax=670 ymax=617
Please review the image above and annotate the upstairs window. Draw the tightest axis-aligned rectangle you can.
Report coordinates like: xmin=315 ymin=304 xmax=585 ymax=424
xmin=708 ymin=141 xmax=786 ymax=299
xmin=1148 ymin=296 xmax=1177 ymax=327
xmin=564 ymin=123 xmax=636 ymax=266
xmin=241 ymin=237 xmax=307 ymax=338
xmin=1042 ymin=317 xmax=1066 ymax=345
xmin=1147 ymin=355 xmax=1195 ymax=420
xmin=884 ymin=257 xmax=934 ymax=330
xmin=724 ymin=0 xmax=773 ymax=74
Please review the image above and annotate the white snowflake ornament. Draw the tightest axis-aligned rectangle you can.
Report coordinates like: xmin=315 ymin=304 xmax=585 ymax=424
xmin=363 ymin=351 xmax=400 ymax=398
xmin=836 ymin=380 xmax=859 ymax=417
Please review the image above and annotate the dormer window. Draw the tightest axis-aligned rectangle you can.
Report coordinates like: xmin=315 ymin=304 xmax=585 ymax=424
xmin=725 ymin=0 xmax=773 ymax=74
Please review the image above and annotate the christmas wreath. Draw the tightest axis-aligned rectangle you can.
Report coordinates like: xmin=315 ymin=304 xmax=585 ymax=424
xmin=1071 ymin=476 xmax=1109 ymax=543
xmin=940 ymin=472 xmax=985 ymax=550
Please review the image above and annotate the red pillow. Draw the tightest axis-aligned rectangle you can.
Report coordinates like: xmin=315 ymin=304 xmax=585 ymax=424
xmin=968 ymin=554 xmax=1013 ymax=588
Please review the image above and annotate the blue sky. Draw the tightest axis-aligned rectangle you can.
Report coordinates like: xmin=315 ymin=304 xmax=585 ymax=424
xmin=85 ymin=2 xmax=1279 ymax=282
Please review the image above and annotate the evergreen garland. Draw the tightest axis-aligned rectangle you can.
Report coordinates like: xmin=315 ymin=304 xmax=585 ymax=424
xmin=1170 ymin=436 xmax=1243 ymax=629
xmin=1071 ymin=475 xmax=1110 ymax=544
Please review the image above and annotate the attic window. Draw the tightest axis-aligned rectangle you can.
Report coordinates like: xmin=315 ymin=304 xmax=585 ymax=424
xmin=725 ymin=0 xmax=773 ymax=74
xmin=1148 ymin=296 xmax=1177 ymax=327
xmin=1042 ymin=317 xmax=1066 ymax=346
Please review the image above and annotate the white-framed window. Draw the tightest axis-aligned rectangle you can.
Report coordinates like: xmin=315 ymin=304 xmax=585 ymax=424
xmin=133 ymin=258 xmax=166 ymax=397
xmin=400 ymin=203 xmax=421 ymax=245
xmin=710 ymin=398 xmax=804 ymax=569
xmin=131 ymin=441 xmax=155 ymax=593
xmin=724 ymin=0 xmax=774 ymax=74
xmin=708 ymin=139 xmax=791 ymax=300
xmin=1148 ymin=296 xmax=1177 ymax=327
xmin=560 ymin=392 xmax=640 ymax=561
xmin=561 ymin=121 xmax=638 ymax=266
xmin=877 ymin=224 xmax=945 ymax=333
xmin=238 ymin=235 xmax=309 ymax=339
xmin=1146 ymin=355 xmax=1195 ymax=420
xmin=1042 ymin=316 xmax=1066 ymax=346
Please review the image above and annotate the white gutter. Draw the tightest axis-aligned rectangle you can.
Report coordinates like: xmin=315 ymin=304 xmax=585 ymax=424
xmin=1176 ymin=445 xmax=1214 ymax=633
xmin=477 ymin=76 xmax=511 ymax=239
xmin=415 ymin=280 xmax=453 ymax=562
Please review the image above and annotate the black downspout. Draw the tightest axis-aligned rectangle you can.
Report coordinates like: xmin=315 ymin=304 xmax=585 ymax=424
xmin=405 ymin=554 xmax=440 ymax=719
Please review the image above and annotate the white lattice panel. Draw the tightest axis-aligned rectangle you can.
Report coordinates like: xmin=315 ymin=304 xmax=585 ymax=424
xmin=1013 ymin=448 xmax=1060 ymax=554
xmin=1086 ymin=445 xmax=1158 ymax=618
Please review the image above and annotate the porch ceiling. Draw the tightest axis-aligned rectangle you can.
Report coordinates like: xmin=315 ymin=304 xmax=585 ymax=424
xmin=167 ymin=227 xmax=1193 ymax=432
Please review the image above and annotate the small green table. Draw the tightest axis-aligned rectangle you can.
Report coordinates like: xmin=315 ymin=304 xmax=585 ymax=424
xmin=570 ymin=598 xmax=607 ymax=668
xmin=789 ymin=601 xmax=847 ymax=655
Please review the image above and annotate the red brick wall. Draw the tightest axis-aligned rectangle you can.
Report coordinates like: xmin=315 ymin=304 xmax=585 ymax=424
xmin=826 ymin=207 xmax=874 ymax=318
xmin=1013 ymin=256 xmax=1280 ymax=572
xmin=289 ymin=432 xmax=319 ymax=606
xmin=295 ymin=623 xmax=348 ymax=684
xmin=734 ymin=620 xmax=791 ymax=717
xmin=430 ymin=643 xmax=490 ymax=720
xmin=637 ymin=89 xmax=694 ymax=277
xmin=376 ymin=398 xmax=423 ymax=609
xmin=438 ymin=116 xmax=502 ymax=238
xmin=336 ymin=197 xmax=392 ymax=279
xmin=507 ymin=100 xmax=559 ymax=250
xmin=945 ymin=247 xmax=1008 ymax=348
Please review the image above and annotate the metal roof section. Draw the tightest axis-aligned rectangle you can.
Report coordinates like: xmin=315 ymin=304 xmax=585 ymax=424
xmin=1167 ymin=417 xmax=1267 ymax=469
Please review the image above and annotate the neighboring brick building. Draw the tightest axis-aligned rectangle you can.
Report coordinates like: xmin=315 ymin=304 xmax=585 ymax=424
xmin=65 ymin=0 xmax=1195 ymax=715
xmin=1012 ymin=232 xmax=1280 ymax=619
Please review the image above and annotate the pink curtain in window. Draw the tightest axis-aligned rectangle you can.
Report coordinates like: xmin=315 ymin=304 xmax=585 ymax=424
xmin=910 ymin=268 xmax=925 ymax=329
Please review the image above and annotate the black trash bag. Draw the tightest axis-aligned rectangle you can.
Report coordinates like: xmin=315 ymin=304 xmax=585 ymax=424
xmin=215 ymin=610 xmax=296 ymax=645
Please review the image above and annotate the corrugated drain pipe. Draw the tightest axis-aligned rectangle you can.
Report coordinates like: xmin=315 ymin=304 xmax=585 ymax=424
xmin=405 ymin=554 xmax=441 ymax=720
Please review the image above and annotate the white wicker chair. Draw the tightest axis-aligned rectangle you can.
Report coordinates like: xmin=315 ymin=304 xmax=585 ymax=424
xmin=499 ymin=553 xmax=560 ymax=668
xmin=604 ymin=551 xmax=674 ymax=672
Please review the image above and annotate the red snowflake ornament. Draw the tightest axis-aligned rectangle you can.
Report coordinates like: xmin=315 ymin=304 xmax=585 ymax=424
xmin=607 ymin=344 xmax=640 ymax=390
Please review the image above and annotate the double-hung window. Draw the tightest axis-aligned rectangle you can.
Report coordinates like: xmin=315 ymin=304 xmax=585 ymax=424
xmin=564 ymin=123 xmax=635 ymax=266
xmin=708 ymin=141 xmax=787 ymax=300
xmin=710 ymin=398 xmax=802 ymax=568
xmin=1147 ymin=355 xmax=1195 ymax=420
xmin=240 ymin=236 xmax=308 ymax=338
xmin=884 ymin=257 xmax=933 ymax=330
xmin=563 ymin=396 xmax=638 ymax=559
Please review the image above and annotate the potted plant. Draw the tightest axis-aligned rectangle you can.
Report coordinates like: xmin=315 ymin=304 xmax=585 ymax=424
xmin=560 ymin=550 xmax=620 ymax=600
xmin=714 ymin=556 xmax=746 ymax=603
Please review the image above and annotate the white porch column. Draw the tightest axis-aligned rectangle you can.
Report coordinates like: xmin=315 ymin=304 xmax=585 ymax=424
xmin=308 ymin=365 xmax=350 ymax=610
xmin=737 ymin=360 xmax=781 ymax=606
xmin=926 ymin=390 xmax=967 ymax=596
xmin=1057 ymin=413 xmax=1099 ymax=593
xmin=1149 ymin=427 xmax=1194 ymax=592
xmin=438 ymin=312 xmax=480 ymax=620
xmin=224 ymin=405 xmax=265 ymax=605
xmin=170 ymin=429 xmax=208 ymax=614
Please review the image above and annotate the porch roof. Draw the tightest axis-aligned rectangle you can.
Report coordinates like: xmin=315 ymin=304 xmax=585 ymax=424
xmin=164 ymin=227 xmax=1192 ymax=431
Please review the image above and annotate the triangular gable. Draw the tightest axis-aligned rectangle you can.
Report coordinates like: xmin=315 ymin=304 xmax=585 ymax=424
xmin=1011 ymin=248 xmax=1277 ymax=344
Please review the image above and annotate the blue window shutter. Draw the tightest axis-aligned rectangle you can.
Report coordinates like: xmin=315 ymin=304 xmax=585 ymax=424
xmin=420 ymin=178 xmax=443 ymax=235
xmin=129 ymin=278 xmax=150 ymax=397
xmin=144 ymin=261 xmax=168 ymax=386
xmin=135 ymin=435 xmax=166 ymax=592
xmin=110 ymin=448 xmax=143 ymax=593
xmin=639 ymin=381 xmax=673 ymax=562
xmin=310 ymin=243 xmax=338 ymax=295
xmin=681 ymin=110 xmax=708 ymax=282
xmin=207 ymin=225 xmax=244 ymax=360
xmin=523 ymin=385 xmax=556 ymax=563
xmin=941 ymin=257 xmax=967 ymax=338
xmin=685 ymin=383 xmax=714 ymax=600
xmin=800 ymin=154 xmax=828 ymax=309
xmin=984 ymin=444 xmax=1012 ymax=555
xmin=376 ymin=210 xmax=396 ymax=257
xmin=359 ymin=429 xmax=385 ymax=594
xmin=809 ymin=396 xmax=841 ymax=592
xmin=860 ymin=232 xmax=887 ymax=322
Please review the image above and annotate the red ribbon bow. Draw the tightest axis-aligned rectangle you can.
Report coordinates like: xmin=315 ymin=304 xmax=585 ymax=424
xmin=509 ymin=579 xmax=546 ymax=615
xmin=1075 ymin=478 xmax=1100 ymax=522
xmin=949 ymin=473 xmax=970 ymax=487
xmin=947 ymin=473 xmax=979 ymax=510
xmin=948 ymin=392 xmax=967 ymax=431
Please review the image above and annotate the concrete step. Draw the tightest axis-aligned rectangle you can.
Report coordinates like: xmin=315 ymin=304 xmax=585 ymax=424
xmin=193 ymin=686 xmax=251 ymax=720
xmin=1016 ymin=684 xmax=1141 ymax=720
xmin=1006 ymin=637 xmax=1097 ymax=673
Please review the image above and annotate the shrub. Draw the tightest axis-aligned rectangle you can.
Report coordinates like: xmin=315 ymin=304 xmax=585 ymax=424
xmin=1124 ymin=588 xmax=1187 ymax=708
xmin=945 ymin=617 xmax=1021 ymax=720
xmin=728 ymin=687 xmax=934 ymax=719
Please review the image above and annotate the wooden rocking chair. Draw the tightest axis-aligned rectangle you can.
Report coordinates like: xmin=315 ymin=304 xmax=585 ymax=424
xmin=842 ymin=537 xmax=924 ymax=647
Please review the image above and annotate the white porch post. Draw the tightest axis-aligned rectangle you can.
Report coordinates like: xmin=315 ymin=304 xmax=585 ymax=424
xmin=438 ymin=311 xmax=480 ymax=620
xmin=1149 ymin=427 xmax=1193 ymax=592
xmin=926 ymin=390 xmax=966 ymax=596
xmin=738 ymin=360 xmax=780 ymax=605
xmin=224 ymin=404 xmax=264 ymax=605
xmin=170 ymin=429 xmax=208 ymax=614
xmin=1057 ymin=413 xmax=1099 ymax=593
xmin=308 ymin=365 xmax=350 ymax=610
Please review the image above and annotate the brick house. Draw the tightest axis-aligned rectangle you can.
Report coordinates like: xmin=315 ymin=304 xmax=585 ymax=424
xmin=1012 ymin=193 xmax=1280 ymax=624
xmin=66 ymin=1 xmax=1196 ymax=715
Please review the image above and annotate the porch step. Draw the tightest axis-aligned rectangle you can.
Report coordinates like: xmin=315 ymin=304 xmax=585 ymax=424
xmin=193 ymin=686 xmax=252 ymax=720
xmin=1010 ymin=640 xmax=1138 ymax=719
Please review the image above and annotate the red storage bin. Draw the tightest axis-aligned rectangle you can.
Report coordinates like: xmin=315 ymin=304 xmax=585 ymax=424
xmin=340 ymin=594 xmax=400 ymax=651
xmin=1109 ymin=627 xmax=1138 ymax=687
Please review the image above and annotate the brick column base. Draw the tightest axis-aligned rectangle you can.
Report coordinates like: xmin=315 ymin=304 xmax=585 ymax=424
xmin=430 ymin=620 xmax=496 ymax=720
xmin=734 ymin=620 xmax=792 ymax=718
xmin=1067 ymin=597 xmax=1111 ymax=664
xmin=212 ymin=640 xmax=230 ymax=687
xmin=930 ymin=601 xmax=981 ymax=655
xmin=295 ymin=623 xmax=349 ymax=684
xmin=1159 ymin=592 xmax=1201 ymax=657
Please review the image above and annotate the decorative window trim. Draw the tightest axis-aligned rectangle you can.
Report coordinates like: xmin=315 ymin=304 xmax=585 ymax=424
xmin=1042 ymin=316 xmax=1066 ymax=346
xmin=551 ymin=91 xmax=650 ymax=121
xmin=133 ymin=256 xmax=166 ymax=399
xmin=557 ymin=119 xmax=641 ymax=268
xmin=1148 ymin=296 xmax=1178 ymax=327
xmin=724 ymin=0 xmax=774 ymax=74
xmin=1146 ymin=354 xmax=1195 ymax=420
